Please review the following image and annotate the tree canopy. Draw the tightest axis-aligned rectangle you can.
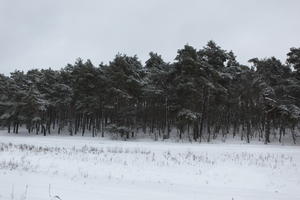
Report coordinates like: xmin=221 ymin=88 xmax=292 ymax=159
xmin=1 ymin=42 xmax=299 ymax=144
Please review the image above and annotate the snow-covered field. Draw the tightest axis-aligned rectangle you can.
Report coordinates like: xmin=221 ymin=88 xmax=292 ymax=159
xmin=0 ymin=131 xmax=300 ymax=200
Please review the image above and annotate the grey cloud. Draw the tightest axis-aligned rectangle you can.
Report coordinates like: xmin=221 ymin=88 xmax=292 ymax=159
xmin=0 ymin=0 xmax=300 ymax=75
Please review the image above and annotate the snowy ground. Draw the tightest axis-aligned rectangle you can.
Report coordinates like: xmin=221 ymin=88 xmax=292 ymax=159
xmin=0 ymin=131 xmax=300 ymax=200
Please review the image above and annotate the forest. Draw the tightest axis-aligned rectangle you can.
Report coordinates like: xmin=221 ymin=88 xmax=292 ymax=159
xmin=1 ymin=41 xmax=300 ymax=144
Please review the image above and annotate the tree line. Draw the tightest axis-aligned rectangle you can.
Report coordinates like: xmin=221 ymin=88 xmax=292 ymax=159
xmin=1 ymin=41 xmax=300 ymax=144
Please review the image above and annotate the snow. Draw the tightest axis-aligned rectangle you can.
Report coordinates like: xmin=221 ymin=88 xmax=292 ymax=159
xmin=0 ymin=131 xmax=300 ymax=200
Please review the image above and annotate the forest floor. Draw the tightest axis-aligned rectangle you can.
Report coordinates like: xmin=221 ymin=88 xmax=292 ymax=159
xmin=0 ymin=131 xmax=300 ymax=200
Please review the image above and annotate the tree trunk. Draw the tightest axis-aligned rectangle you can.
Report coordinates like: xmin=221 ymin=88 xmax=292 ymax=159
xmin=246 ymin=120 xmax=250 ymax=143
xmin=265 ymin=114 xmax=271 ymax=144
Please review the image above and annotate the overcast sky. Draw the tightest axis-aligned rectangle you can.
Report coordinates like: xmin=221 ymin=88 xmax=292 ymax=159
xmin=1 ymin=0 xmax=300 ymax=75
